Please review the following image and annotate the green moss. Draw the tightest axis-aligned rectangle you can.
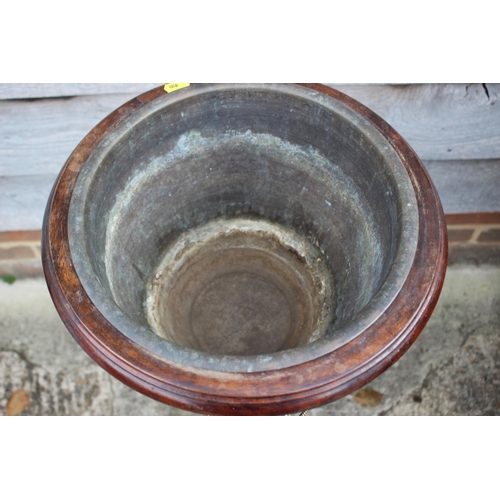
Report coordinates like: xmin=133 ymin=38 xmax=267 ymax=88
xmin=1 ymin=274 xmax=16 ymax=285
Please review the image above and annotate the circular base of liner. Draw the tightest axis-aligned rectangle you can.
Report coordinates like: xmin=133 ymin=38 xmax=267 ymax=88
xmin=146 ymin=218 xmax=335 ymax=356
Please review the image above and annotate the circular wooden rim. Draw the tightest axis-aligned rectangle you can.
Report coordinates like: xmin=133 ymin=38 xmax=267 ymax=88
xmin=42 ymin=84 xmax=448 ymax=415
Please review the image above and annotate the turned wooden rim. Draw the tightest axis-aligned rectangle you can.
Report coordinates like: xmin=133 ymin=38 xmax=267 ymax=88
xmin=42 ymin=83 xmax=448 ymax=415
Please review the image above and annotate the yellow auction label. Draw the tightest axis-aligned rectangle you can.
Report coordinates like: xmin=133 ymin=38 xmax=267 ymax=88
xmin=164 ymin=83 xmax=190 ymax=93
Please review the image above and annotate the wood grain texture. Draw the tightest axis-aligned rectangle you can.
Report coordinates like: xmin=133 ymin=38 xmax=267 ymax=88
xmin=42 ymin=84 xmax=447 ymax=415
xmin=0 ymin=174 xmax=56 ymax=231
xmin=1 ymin=84 xmax=499 ymax=229
xmin=329 ymin=83 xmax=500 ymax=161
xmin=2 ymin=84 xmax=500 ymax=179
xmin=0 ymin=93 xmax=139 ymax=177
xmin=0 ymin=83 xmax=160 ymax=100
xmin=425 ymin=160 xmax=500 ymax=214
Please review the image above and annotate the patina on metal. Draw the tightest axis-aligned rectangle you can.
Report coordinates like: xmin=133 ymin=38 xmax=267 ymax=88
xmin=42 ymin=84 xmax=447 ymax=415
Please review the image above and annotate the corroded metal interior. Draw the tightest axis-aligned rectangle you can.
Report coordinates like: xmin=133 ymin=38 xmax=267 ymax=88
xmin=68 ymin=84 xmax=418 ymax=372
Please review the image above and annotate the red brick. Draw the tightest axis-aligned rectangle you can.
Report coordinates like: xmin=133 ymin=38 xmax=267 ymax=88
xmin=0 ymin=230 xmax=42 ymax=243
xmin=445 ymin=213 xmax=500 ymax=225
xmin=0 ymin=246 xmax=35 ymax=260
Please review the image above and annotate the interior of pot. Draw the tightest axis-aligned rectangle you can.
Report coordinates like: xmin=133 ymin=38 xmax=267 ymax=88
xmin=69 ymin=84 xmax=418 ymax=363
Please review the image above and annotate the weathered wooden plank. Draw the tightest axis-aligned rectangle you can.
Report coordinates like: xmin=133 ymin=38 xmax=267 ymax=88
xmin=0 ymin=93 xmax=139 ymax=176
xmin=0 ymin=174 xmax=56 ymax=231
xmin=0 ymin=83 xmax=160 ymax=100
xmin=1 ymin=160 xmax=498 ymax=231
xmin=329 ymin=83 xmax=500 ymax=161
xmin=424 ymin=160 xmax=500 ymax=214
xmin=1 ymin=85 xmax=499 ymax=179
xmin=1 ymin=84 xmax=499 ymax=231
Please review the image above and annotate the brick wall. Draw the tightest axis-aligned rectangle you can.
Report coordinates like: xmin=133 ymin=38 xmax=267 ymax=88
xmin=446 ymin=213 xmax=500 ymax=243
xmin=0 ymin=230 xmax=42 ymax=281
xmin=446 ymin=213 xmax=500 ymax=264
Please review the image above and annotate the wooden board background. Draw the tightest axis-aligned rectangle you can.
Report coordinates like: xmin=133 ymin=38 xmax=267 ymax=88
xmin=0 ymin=83 xmax=160 ymax=100
xmin=1 ymin=83 xmax=499 ymax=230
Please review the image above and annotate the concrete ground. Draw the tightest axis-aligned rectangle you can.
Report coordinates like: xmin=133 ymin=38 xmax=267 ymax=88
xmin=1 ymin=262 xmax=499 ymax=416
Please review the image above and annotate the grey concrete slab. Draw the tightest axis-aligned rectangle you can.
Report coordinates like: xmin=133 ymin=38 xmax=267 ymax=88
xmin=1 ymin=264 xmax=499 ymax=416
xmin=0 ymin=279 xmax=194 ymax=416
xmin=312 ymin=264 xmax=500 ymax=416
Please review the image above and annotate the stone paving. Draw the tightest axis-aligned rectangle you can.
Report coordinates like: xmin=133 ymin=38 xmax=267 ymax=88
xmin=1 ymin=263 xmax=499 ymax=416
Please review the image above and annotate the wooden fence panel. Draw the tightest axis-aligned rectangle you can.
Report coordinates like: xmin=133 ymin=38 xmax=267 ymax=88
xmin=425 ymin=160 xmax=500 ymax=214
xmin=2 ymin=84 xmax=499 ymax=178
xmin=330 ymin=83 xmax=500 ymax=161
xmin=1 ymin=174 xmax=56 ymax=231
xmin=1 ymin=84 xmax=499 ymax=230
xmin=0 ymin=93 xmax=138 ymax=176
xmin=0 ymin=83 xmax=160 ymax=100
